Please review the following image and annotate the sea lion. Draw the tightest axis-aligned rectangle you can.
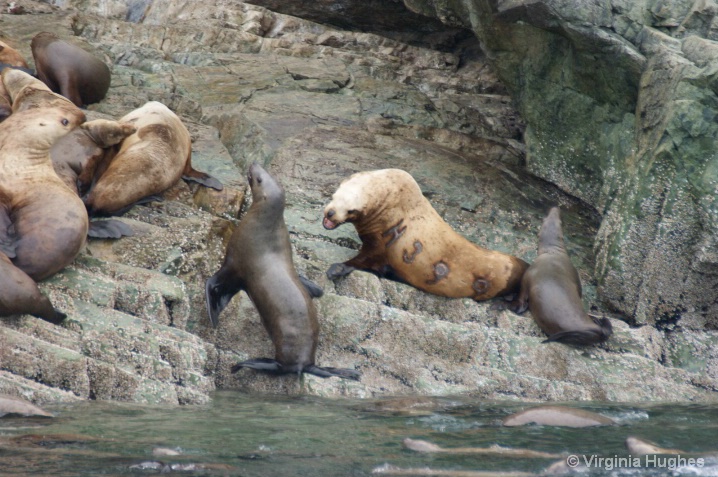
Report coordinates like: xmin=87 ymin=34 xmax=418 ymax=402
xmin=0 ymin=87 xmax=87 ymax=281
xmin=510 ymin=207 xmax=612 ymax=345
xmin=322 ymin=169 xmax=528 ymax=300
xmin=502 ymin=405 xmax=615 ymax=427
xmin=0 ymin=40 xmax=29 ymax=68
xmin=83 ymin=101 xmax=223 ymax=217
xmin=625 ymin=437 xmax=683 ymax=456
xmin=30 ymin=32 xmax=110 ymax=107
xmin=0 ymin=394 xmax=53 ymax=418
xmin=50 ymin=119 xmax=137 ymax=238
xmin=402 ymin=438 xmax=561 ymax=458
xmin=206 ymin=162 xmax=360 ymax=380
xmin=0 ymin=251 xmax=66 ymax=325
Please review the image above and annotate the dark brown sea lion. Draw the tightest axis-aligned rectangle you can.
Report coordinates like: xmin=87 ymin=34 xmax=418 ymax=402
xmin=502 ymin=405 xmax=615 ymax=427
xmin=510 ymin=207 xmax=612 ymax=345
xmin=83 ymin=101 xmax=223 ymax=217
xmin=206 ymin=162 xmax=359 ymax=380
xmin=0 ymin=85 xmax=87 ymax=281
xmin=51 ymin=119 xmax=137 ymax=238
xmin=30 ymin=32 xmax=110 ymax=107
xmin=322 ymin=169 xmax=528 ymax=300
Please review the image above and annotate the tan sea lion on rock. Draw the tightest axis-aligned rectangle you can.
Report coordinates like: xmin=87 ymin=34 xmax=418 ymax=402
xmin=510 ymin=207 xmax=612 ymax=345
xmin=206 ymin=162 xmax=359 ymax=380
xmin=323 ymin=169 xmax=528 ymax=300
xmin=83 ymin=101 xmax=223 ymax=217
xmin=0 ymin=82 xmax=87 ymax=281
xmin=30 ymin=32 xmax=110 ymax=108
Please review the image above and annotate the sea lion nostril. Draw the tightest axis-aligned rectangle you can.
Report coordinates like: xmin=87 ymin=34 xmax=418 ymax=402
xmin=327 ymin=210 xmax=335 ymax=218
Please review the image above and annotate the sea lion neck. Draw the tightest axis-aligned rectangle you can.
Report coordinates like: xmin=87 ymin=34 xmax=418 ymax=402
xmin=537 ymin=207 xmax=566 ymax=254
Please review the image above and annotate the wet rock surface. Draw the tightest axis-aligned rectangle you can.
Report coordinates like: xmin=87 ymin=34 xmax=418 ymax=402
xmin=0 ymin=0 xmax=716 ymax=404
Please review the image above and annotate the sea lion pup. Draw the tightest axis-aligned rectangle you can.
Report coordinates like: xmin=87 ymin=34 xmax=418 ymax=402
xmin=206 ymin=162 xmax=360 ymax=380
xmin=0 ymin=40 xmax=29 ymax=68
xmin=502 ymin=405 xmax=615 ymax=427
xmin=83 ymin=101 xmax=223 ymax=217
xmin=51 ymin=119 xmax=137 ymax=238
xmin=322 ymin=169 xmax=529 ymax=300
xmin=625 ymin=437 xmax=684 ymax=456
xmin=30 ymin=32 xmax=110 ymax=107
xmin=0 ymin=92 xmax=87 ymax=281
xmin=510 ymin=207 xmax=612 ymax=345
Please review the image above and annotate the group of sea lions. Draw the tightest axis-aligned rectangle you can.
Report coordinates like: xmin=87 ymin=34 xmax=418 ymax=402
xmin=1 ymin=31 xmax=611 ymax=386
xmin=0 ymin=33 xmax=221 ymax=326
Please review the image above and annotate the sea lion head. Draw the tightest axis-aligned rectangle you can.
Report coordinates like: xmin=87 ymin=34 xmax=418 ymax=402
xmin=247 ymin=162 xmax=284 ymax=207
xmin=322 ymin=171 xmax=375 ymax=230
xmin=81 ymin=119 xmax=137 ymax=147
xmin=538 ymin=206 xmax=566 ymax=253
xmin=18 ymin=105 xmax=86 ymax=148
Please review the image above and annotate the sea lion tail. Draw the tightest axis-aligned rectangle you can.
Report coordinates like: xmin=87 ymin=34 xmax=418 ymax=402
xmin=303 ymin=365 xmax=361 ymax=381
xmin=593 ymin=316 xmax=613 ymax=341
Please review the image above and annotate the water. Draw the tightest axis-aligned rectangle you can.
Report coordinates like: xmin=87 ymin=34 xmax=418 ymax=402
xmin=1 ymin=393 xmax=717 ymax=476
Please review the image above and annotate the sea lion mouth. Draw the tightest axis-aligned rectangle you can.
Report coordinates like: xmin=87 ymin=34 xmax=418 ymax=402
xmin=323 ymin=217 xmax=340 ymax=230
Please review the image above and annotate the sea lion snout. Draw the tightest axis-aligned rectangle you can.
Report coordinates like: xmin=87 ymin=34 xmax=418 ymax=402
xmin=323 ymin=209 xmax=339 ymax=230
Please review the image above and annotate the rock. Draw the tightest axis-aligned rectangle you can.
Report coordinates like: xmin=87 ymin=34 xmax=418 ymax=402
xmin=0 ymin=0 xmax=715 ymax=404
xmin=402 ymin=0 xmax=718 ymax=330
xmin=0 ymin=394 xmax=53 ymax=418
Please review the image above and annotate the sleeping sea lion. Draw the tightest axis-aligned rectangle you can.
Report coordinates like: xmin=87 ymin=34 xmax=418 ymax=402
xmin=0 ymin=80 xmax=87 ymax=281
xmin=83 ymin=101 xmax=223 ymax=217
xmin=510 ymin=207 xmax=612 ymax=345
xmin=206 ymin=162 xmax=360 ymax=380
xmin=30 ymin=32 xmax=110 ymax=107
xmin=322 ymin=169 xmax=528 ymax=300
xmin=0 ymin=40 xmax=29 ymax=68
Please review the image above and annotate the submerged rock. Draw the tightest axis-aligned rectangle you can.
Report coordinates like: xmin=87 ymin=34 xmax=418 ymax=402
xmin=0 ymin=0 xmax=715 ymax=404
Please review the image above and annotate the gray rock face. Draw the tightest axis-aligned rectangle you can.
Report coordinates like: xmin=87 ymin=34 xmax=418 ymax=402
xmin=0 ymin=0 xmax=716 ymax=404
xmin=402 ymin=0 xmax=718 ymax=331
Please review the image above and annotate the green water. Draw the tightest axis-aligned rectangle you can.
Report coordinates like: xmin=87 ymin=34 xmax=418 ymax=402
xmin=1 ymin=393 xmax=717 ymax=476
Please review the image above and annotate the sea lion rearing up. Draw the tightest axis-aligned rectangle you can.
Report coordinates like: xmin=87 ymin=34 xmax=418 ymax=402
xmin=206 ymin=162 xmax=360 ymax=380
xmin=322 ymin=169 xmax=529 ymax=300
xmin=0 ymin=81 xmax=87 ymax=281
xmin=30 ymin=32 xmax=110 ymax=107
xmin=83 ymin=101 xmax=223 ymax=217
xmin=510 ymin=207 xmax=612 ymax=345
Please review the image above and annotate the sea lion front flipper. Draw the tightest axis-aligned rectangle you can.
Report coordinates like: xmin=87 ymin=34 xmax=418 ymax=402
xmin=205 ymin=272 xmax=242 ymax=328
xmin=326 ymin=262 xmax=356 ymax=280
xmin=298 ymin=275 xmax=323 ymax=298
xmin=87 ymin=219 xmax=134 ymax=239
xmin=231 ymin=358 xmax=282 ymax=374
xmin=182 ymin=167 xmax=224 ymax=191
xmin=304 ymin=365 xmax=361 ymax=381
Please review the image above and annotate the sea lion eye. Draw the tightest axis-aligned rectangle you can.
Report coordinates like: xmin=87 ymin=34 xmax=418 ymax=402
xmin=348 ymin=209 xmax=357 ymax=215
xmin=61 ymin=118 xmax=69 ymax=126
xmin=257 ymin=177 xmax=263 ymax=183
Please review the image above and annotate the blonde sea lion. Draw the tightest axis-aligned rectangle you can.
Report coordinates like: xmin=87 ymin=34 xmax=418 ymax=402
xmin=51 ymin=119 xmax=137 ymax=238
xmin=0 ymin=40 xmax=29 ymax=68
xmin=402 ymin=438 xmax=561 ymax=458
xmin=510 ymin=207 xmax=612 ymax=345
xmin=502 ymin=405 xmax=615 ymax=427
xmin=0 ymin=81 xmax=87 ymax=281
xmin=83 ymin=101 xmax=223 ymax=217
xmin=323 ymin=169 xmax=528 ymax=300
xmin=30 ymin=32 xmax=110 ymax=107
xmin=206 ymin=163 xmax=359 ymax=380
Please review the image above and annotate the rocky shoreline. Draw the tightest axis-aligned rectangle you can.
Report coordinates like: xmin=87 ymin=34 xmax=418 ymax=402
xmin=0 ymin=0 xmax=716 ymax=405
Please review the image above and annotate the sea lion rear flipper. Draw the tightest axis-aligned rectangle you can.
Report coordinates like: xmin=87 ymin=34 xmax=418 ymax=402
xmin=304 ymin=365 xmax=361 ymax=381
xmin=38 ymin=309 xmax=67 ymax=325
xmin=87 ymin=219 xmax=134 ymax=239
xmin=182 ymin=167 xmax=224 ymax=191
xmin=298 ymin=275 xmax=323 ymax=298
xmin=205 ymin=272 xmax=242 ymax=328
xmin=231 ymin=358 xmax=282 ymax=374
xmin=326 ymin=262 xmax=356 ymax=280
xmin=543 ymin=325 xmax=612 ymax=346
